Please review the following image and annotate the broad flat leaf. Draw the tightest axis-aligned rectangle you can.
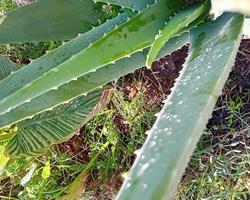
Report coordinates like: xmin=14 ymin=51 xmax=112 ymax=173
xmin=6 ymin=89 xmax=104 ymax=156
xmin=0 ymin=127 xmax=17 ymax=145
xmin=0 ymin=55 xmax=18 ymax=144
xmin=3 ymin=33 xmax=188 ymax=156
xmin=0 ymin=0 xmax=188 ymax=127
xmin=0 ymin=55 xmax=18 ymax=81
xmin=0 ymin=0 xmax=100 ymax=43
xmin=41 ymin=158 xmax=51 ymax=179
xmin=116 ymin=13 xmax=244 ymax=200
xmin=95 ymin=0 xmax=155 ymax=11
xmin=0 ymin=145 xmax=10 ymax=176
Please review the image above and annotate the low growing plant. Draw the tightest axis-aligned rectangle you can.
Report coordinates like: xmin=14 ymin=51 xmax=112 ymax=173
xmin=0 ymin=0 xmax=249 ymax=199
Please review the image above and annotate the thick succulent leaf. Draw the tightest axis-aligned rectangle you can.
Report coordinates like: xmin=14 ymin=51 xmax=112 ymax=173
xmin=6 ymin=89 xmax=104 ymax=157
xmin=0 ymin=0 xmax=100 ymax=43
xmin=243 ymin=17 xmax=250 ymax=37
xmin=211 ymin=0 xmax=250 ymax=18
xmin=0 ymin=0 xmax=187 ymax=127
xmin=116 ymin=13 xmax=244 ymax=200
xmin=0 ymin=33 xmax=189 ymax=128
xmin=0 ymin=55 xmax=18 ymax=81
xmin=0 ymin=13 xmax=130 ymax=102
xmin=94 ymin=0 xmax=155 ymax=11
xmin=146 ymin=1 xmax=209 ymax=67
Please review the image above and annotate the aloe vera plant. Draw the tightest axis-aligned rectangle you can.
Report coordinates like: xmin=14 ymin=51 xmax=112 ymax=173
xmin=0 ymin=0 xmax=247 ymax=199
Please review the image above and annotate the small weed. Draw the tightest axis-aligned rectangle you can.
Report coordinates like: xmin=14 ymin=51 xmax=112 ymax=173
xmin=81 ymin=88 xmax=158 ymax=198
xmin=226 ymin=97 xmax=244 ymax=125
xmin=0 ymin=0 xmax=16 ymax=13
xmin=176 ymin=103 xmax=250 ymax=200
xmin=0 ymin=41 xmax=62 ymax=66
xmin=0 ymin=151 xmax=87 ymax=199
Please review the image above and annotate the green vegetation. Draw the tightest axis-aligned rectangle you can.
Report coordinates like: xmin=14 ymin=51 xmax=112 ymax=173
xmin=177 ymin=131 xmax=249 ymax=199
xmin=1 ymin=72 xmax=249 ymax=199
xmin=0 ymin=0 xmax=249 ymax=199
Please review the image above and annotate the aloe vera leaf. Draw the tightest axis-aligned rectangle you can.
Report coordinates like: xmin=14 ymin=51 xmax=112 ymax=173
xmin=146 ymin=1 xmax=209 ymax=67
xmin=0 ymin=0 xmax=100 ymax=44
xmin=0 ymin=13 xmax=130 ymax=102
xmin=0 ymin=0 xmax=186 ymax=118
xmin=0 ymin=33 xmax=189 ymax=128
xmin=0 ymin=55 xmax=18 ymax=81
xmin=243 ymin=17 xmax=250 ymax=37
xmin=5 ymin=89 xmax=104 ymax=157
xmin=211 ymin=0 xmax=250 ymax=17
xmin=94 ymin=0 xmax=155 ymax=11
xmin=116 ymin=13 xmax=244 ymax=200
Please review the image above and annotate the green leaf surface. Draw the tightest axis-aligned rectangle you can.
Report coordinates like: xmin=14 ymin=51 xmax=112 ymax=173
xmin=243 ymin=17 xmax=250 ymax=37
xmin=146 ymin=1 xmax=209 ymax=67
xmin=211 ymin=0 xmax=250 ymax=17
xmin=0 ymin=145 xmax=10 ymax=176
xmin=0 ymin=129 xmax=17 ymax=145
xmin=116 ymin=13 xmax=244 ymax=200
xmin=0 ymin=0 xmax=187 ymax=127
xmin=41 ymin=158 xmax=51 ymax=179
xmin=0 ymin=0 xmax=100 ymax=43
xmin=0 ymin=55 xmax=18 ymax=81
xmin=6 ymin=89 xmax=103 ymax=157
xmin=95 ymin=0 xmax=155 ymax=11
xmin=0 ymin=13 xmax=130 ymax=102
xmin=0 ymin=32 xmax=189 ymax=128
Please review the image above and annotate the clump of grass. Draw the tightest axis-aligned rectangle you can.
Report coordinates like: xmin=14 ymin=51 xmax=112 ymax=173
xmin=176 ymin=129 xmax=249 ymax=199
xmin=0 ymin=151 xmax=87 ymax=200
xmin=0 ymin=86 xmax=158 ymax=200
xmin=0 ymin=41 xmax=62 ymax=66
xmin=81 ymin=88 xmax=158 ymax=198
